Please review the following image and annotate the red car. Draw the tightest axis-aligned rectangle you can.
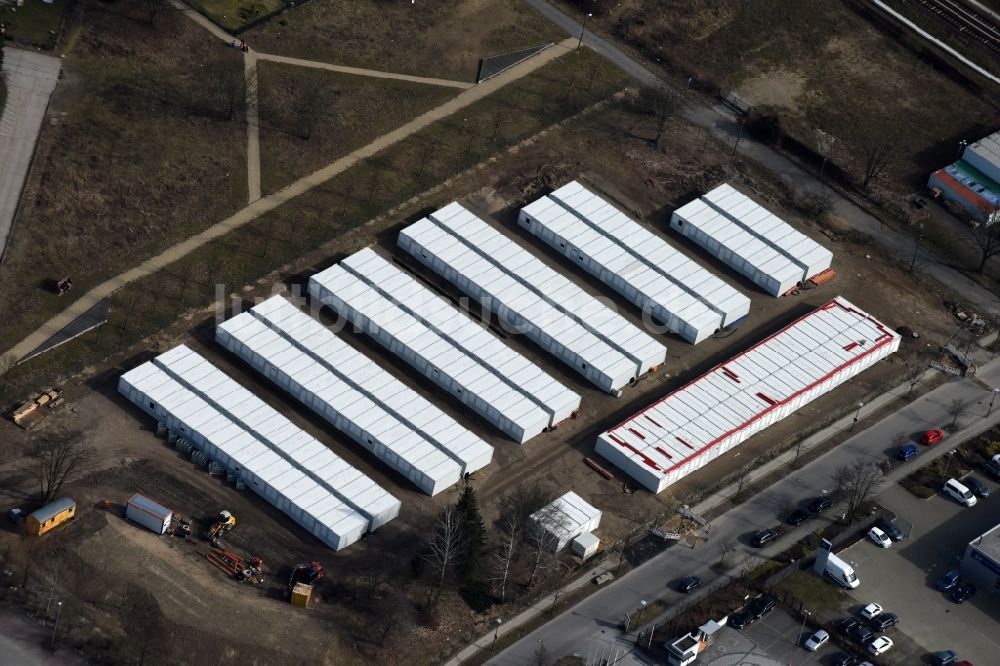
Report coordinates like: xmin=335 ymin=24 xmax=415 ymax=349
xmin=922 ymin=430 xmax=944 ymax=445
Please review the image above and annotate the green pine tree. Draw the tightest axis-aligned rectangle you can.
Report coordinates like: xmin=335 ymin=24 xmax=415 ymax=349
xmin=455 ymin=483 xmax=487 ymax=584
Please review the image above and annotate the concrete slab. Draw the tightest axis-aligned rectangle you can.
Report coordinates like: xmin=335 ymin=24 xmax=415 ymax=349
xmin=0 ymin=48 xmax=61 ymax=263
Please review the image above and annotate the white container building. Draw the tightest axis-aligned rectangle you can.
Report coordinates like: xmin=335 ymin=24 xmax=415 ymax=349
xmin=531 ymin=491 xmax=602 ymax=551
xmin=519 ymin=181 xmax=750 ymax=344
xmin=215 ymin=296 xmax=493 ymax=496
xmin=308 ymin=248 xmax=581 ymax=443
xmin=398 ymin=202 xmax=667 ymax=395
xmin=595 ymin=297 xmax=900 ymax=493
xmin=118 ymin=360 xmax=382 ymax=550
xmin=125 ymin=494 xmax=173 ymax=535
xmin=670 ymin=184 xmax=833 ymax=296
xmin=150 ymin=345 xmax=401 ymax=529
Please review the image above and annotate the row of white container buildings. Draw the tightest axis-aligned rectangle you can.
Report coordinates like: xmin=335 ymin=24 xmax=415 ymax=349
xmin=308 ymin=248 xmax=581 ymax=444
xmin=519 ymin=181 xmax=751 ymax=344
xmin=216 ymin=295 xmax=493 ymax=496
xmin=670 ymin=184 xmax=833 ymax=297
xmin=399 ymin=202 xmax=667 ymax=395
xmin=118 ymin=345 xmax=401 ymax=550
xmin=595 ymin=297 xmax=900 ymax=493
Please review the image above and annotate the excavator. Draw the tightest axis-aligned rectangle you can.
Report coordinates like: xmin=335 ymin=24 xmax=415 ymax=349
xmin=208 ymin=510 xmax=236 ymax=545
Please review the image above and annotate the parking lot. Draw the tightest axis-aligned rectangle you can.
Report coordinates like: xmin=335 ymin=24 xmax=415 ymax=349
xmin=839 ymin=478 xmax=1000 ymax=665
xmin=699 ymin=607 xmax=833 ymax=665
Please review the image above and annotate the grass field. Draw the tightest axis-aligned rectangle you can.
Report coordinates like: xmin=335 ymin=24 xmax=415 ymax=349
xmin=245 ymin=0 xmax=567 ymax=82
xmin=187 ymin=0 xmax=283 ymax=33
xmin=0 ymin=2 xmax=247 ymax=355
xmin=0 ymin=0 xmax=63 ymax=49
xmin=256 ymin=62 xmax=459 ymax=193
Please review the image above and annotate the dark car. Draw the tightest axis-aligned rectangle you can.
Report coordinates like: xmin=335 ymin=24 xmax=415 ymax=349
xmin=963 ymin=476 xmax=990 ymax=498
xmin=729 ymin=609 xmax=756 ymax=629
xmin=868 ymin=611 xmax=898 ymax=630
xmin=950 ymin=582 xmax=976 ymax=603
xmin=931 ymin=650 xmax=959 ymax=666
xmin=747 ymin=594 xmax=776 ymax=619
xmin=750 ymin=528 xmax=779 ymax=548
xmin=836 ymin=616 xmax=859 ymax=636
xmin=786 ymin=508 xmax=810 ymax=526
xmin=875 ymin=518 xmax=904 ymax=542
xmin=808 ymin=495 xmax=833 ymax=513
xmin=896 ymin=444 xmax=918 ymax=462
xmin=677 ymin=576 xmax=702 ymax=593
xmin=936 ymin=570 xmax=961 ymax=592
xmin=982 ymin=460 xmax=1000 ymax=481
xmin=846 ymin=623 xmax=874 ymax=645
xmin=831 ymin=652 xmax=856 ymax=666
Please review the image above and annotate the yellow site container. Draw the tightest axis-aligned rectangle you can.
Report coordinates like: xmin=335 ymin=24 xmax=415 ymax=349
xmin=26 ymin=497 xmax=76 ymax=536
xmin=291 ymin=583 xmax=313 ymax=608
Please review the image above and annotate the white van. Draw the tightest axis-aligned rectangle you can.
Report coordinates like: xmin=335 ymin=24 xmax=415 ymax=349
xmin=943 ymin=478 xmax=977 ymax=507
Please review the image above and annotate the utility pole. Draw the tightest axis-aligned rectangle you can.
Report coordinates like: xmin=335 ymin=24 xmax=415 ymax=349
xmin=989 ymin=388 xmax=999 ymax=416
xmin=50 ymin=601 xmax=63 ymax=650
xmin=797 ymin=609 xmax=811 ymax=646
xmin=732 ymin=117 xmax=746 ymax=157
xmin=577 ymin=13 xmax=592 ymax=50
xmin=908 ymin=223 xmax=925 ymax=273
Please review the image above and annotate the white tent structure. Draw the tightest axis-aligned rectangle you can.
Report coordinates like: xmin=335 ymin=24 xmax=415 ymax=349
xmin=118 ymin=346 xmax=401 ymax=550
xmin=519 ymin=181 xmax=750 ymax=344
xmin=308 ymin=248 xmax=581 ymax=443
xmin=216 ymin=296 xmax=493 ymax=496
xmin=670 ymin=184 xmax=833 ymax=296
xmin=531 ymin=491 xmax=602 ymax=551
xmin=595 ymin=297 xmax=899 ymax=493
xmin=398 ymin=202 xmax=667 ymax=395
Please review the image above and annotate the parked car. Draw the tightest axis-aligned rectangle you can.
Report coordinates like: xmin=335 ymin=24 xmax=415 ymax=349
xmin=786 ymin=508 xmax=810 ymax=526
xmin=943 ymin=478 xmax=978 ymax=507
xmin=922 ymin=429 xmax=944 ymax=445
xmin=867 ymin=526 xmax=891 ymax=548
xmin=936 ymin=570 xmax=961 ymax=591
xmin=748 ymin=594 xmax=776 ymax=619
xmin=875 ymin=518 xmax=904 ymax=541
xmin=729 ymin=609 xmax=756 ymax=630
xmin=868 ymin=636 xmax=893 ymax=656
xmin=896 ymin=444 xmax=918 ymax=461
xmin=804 ymin=629 xmax=829 ymax=651
xmin=982 ymin=459 xmax=1000 ymax=481
xmin=751 ymin=528 xmax=779 ymax=548
xmin=993 ymin=453 xmax=1000 ymax=464
xmin=931 ymin=650 xmax=959 ymax=666
xmin=836 ymin=617 xmax=859 ymax=635
xmin=808 ymin=495 xmax=833 ymax=513
xmin=832 ymin=652 xmax=856 ymax=666
xmin=868 ymin=612 xmax=898 ymax=631
xmin=963 ymin=476 xmax=989 ymax=498
xmin=860 ymin=602 xmax=883 ymax=619
xmin=949 ymin=582 xmax=976 ymax=604
xmin=677 ymin=576 xmax=702 ymax=593
xmin=847 ymin=623 xmax=874 ymax=645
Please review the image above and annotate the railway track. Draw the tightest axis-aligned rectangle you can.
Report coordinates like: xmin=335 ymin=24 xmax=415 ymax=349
xmin=917 ymin=0 xmax=1000 ymax=54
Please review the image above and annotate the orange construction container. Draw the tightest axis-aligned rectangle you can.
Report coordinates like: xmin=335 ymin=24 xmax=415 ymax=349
xmin=26 ymin=497 xmax=76 ymax=536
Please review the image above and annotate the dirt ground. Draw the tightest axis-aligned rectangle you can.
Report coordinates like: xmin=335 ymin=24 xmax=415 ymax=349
xmin=0 ymin=95 xmax=967 ymax=664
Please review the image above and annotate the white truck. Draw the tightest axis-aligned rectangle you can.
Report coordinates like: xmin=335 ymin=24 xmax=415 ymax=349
xmin=824 ymin=552 xmax=860 ymax=589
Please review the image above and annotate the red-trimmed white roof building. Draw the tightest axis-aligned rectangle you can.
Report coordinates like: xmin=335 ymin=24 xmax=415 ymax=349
xmin=595 ymin=297 xmax=899 ymax=493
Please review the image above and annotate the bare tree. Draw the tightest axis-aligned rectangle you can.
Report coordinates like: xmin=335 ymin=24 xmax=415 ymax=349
xmin=638 ymin=86 xmax=682 ymax=149
xmin=965 ymin=211 xmax=1000 ymax=273
xmin=294 ymin=84 xmax=333 ymax=141
xmin=421 ymin=506 xmax=465 ymax=599
xmin=733 ymin=464 xmax=753 ymax=500
xmin=948 ymin=398 xmax=969 ymax=428
xmin=717 ymin=535 xmax=735 ymax=568
xmin=858 ymin=138 xmax=899 ymax=190
xmin=890 ymin=431 xmax=908 ymax=454
xmin=374 ymin=591 xmax=414 ymax=647
xmin=531 ymin=640 xmax=552 ymax=666
xmin=200 ymin=55 xmax=254 ymax=120
xmin=831 ymin=460 xmax=883 ymax=524
xmin=903 ymin=355 xmax=925 ymax=397
xmin=492 ymin=515 xmax=521 ymax=603
xmin=35 ymin=434 xmax=92 ymax=504
xmin=524 ymin=507 xmax=560 ymax=588
xmin=498 ymin=482 xmax=553 ymax=552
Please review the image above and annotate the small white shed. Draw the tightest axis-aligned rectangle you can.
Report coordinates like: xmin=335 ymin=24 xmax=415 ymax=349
xmin=572 ymin=531 xmax=600 ymax=560
xmin=532 ymin=491 xmax=602 ymax=551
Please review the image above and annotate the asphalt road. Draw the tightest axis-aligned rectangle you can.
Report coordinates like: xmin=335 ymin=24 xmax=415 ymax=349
xmin=487 ymin=357 xmax=1000 ymax=664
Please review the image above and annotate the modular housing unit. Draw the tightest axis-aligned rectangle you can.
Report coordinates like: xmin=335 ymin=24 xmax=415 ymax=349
xmin=151 ymin=345 xmax=401 ymax=529
xmin=309 ymin=248 xmax=581 ymax=443
xmin=216 ymin=296 xmax=492 ymax=496
xmin=125 ymin=494 xmax=173 ymax=535
xmin=118 ymin=361 xmax=377 ymax=550
xmin=962 ymin=130 xmax=1000 ymax=185
xmin=531 ymin=491 xmax=602 ymax=551
xmin=519 ymin=181 xmax=750 ymax=344
xmin=398 ymin=202 xmax=667 ymax=395
xmin=670 ymin=184 xmax=833 ymax=296
xmin=26 ymin=497 xmax=76 ymax=536
xmin=595 ymin=297 xmax=899 ymax=493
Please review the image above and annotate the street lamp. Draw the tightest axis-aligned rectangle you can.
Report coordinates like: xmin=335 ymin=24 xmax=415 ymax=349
xmin=851 ymin=401 xmax=864 ymax=431
xmin=943 ymin=450 xmax=957 ymax=476
xmin=908 ymin=223 xmax=925 ymax=273
xmin=958 ymin=139 xmax=968 ymax=161
xmin=636 ymin=599 xmax=647 ymax=627
xmin=50 ymin=601 xmax=62 ymax=650
xmin=797 ymin=609 xmax=811 ymax=646
xmin=989 ymin=388 xmax=999 ymax=416
xmin=732 ymin=117 xmax=746 ymax=157
xmin=577 ymin=13 xmax=592 ymax=50
xmin=491 ymin=618 xmax=502 ymax=651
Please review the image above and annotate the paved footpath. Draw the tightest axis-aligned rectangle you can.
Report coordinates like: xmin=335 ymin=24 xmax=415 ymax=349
xmin=0 ymin=48 xmax=61 ymax=264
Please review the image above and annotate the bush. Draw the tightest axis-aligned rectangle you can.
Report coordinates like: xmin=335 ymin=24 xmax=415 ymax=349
xmin=910 ymin=485 xmax=936 ymax=499
xmin=748 ymin=112 xmax=784 ymax=146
